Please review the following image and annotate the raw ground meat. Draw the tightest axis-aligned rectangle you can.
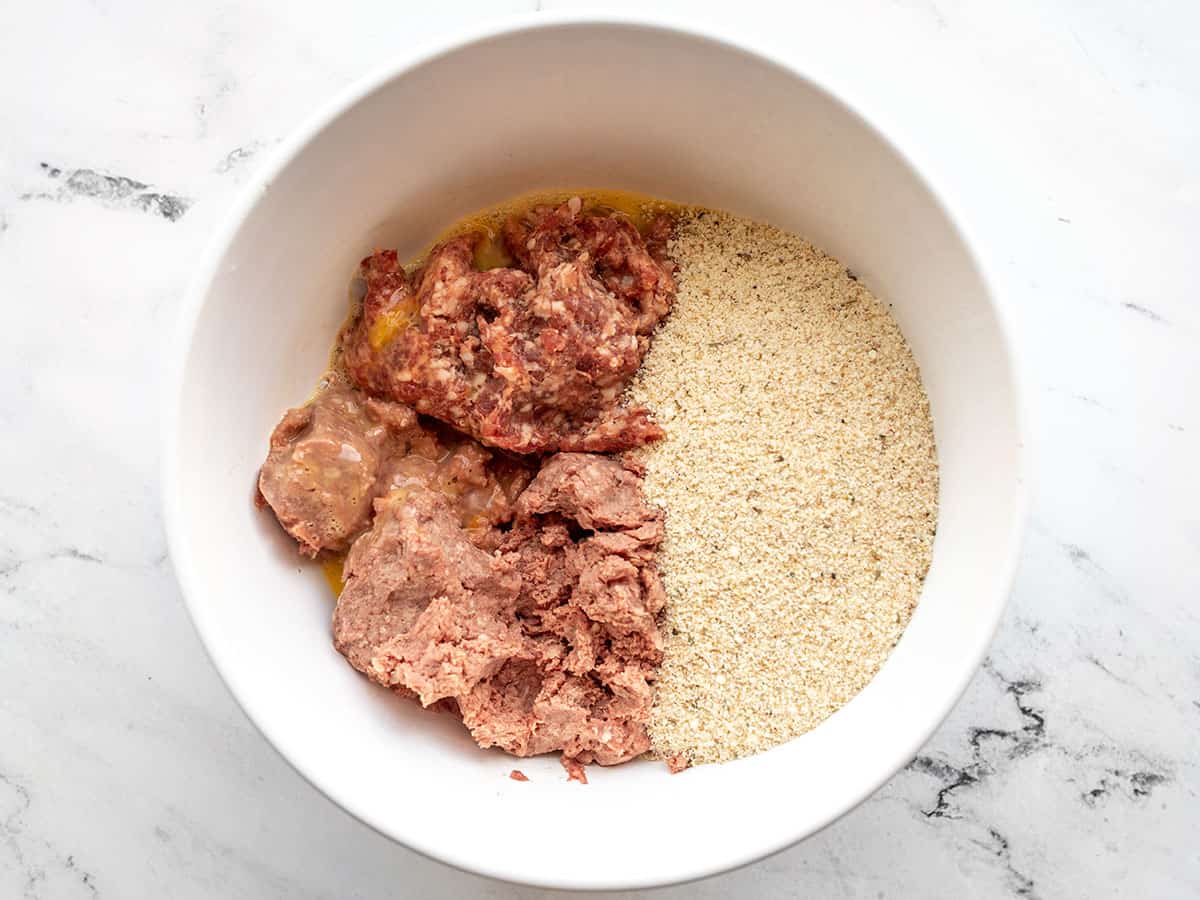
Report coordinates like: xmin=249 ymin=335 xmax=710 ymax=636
xmin=330 ymin=452 xmax=666 ymax=772
xmin=502 ymin=197 xmax=674 ymax=334
xmin=260 ymin=199 xmax=678 ymax=776
xmin=258 ymin=384 xmax=531 ymax=556
xmin=257 ymin=386 xmax=420 ymax=556
xmin=342 ymin=199 xmax=676 ymax=454
xmin=332 ymin=486 xmax=524 ymax=695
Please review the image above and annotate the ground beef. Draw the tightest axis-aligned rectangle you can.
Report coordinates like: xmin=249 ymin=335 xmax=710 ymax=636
xmin=329 ymin=452 xmax=666 ymax=773
xmin=502 ymin=196 xmax=674 ymax=335
xmin=257 ymin=384 xmax=531 ymax=556
xmin=342 ymin=199 xmax=676 ymax=454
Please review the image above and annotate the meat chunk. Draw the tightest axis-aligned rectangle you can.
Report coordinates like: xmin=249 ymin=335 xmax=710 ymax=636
xmin=256 ymin=386 xmax=419 ymax=556
xmin=329 ymin=452 xmax=666 ymax=774
xmin=511 ymin=450 xmax=660 ymax=531
xmin=494 ymin=454 xmax=666 ymax=767
xmin=332 ymin=487 xmax=524 ymax=704
xmin=343 ymin=200 xmax=676 ymax=454
xmin=380 ymin=432 xmax=532 ymax=550
xmin=503 ymin=198 xmax=674 ymax=334
xmin=343 ymin=239 xmax=531 ymax=434
xmin=257 ymin=384 xmax=531 ymax=557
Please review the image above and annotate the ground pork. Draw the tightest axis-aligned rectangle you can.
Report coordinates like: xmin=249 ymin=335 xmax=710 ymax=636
xmin=330 ymin=452 xmax=666 ymax=772
xmin=257 ymin=384 xmax=531 ymax=556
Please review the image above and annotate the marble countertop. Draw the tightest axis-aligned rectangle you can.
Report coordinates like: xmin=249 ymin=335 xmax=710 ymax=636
xmin=2 ymin=1 xmax=1196 ymax=897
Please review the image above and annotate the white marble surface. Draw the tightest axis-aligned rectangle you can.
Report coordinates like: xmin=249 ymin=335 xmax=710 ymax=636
xmin=2 ymin=1 xmax=1197 ymax=896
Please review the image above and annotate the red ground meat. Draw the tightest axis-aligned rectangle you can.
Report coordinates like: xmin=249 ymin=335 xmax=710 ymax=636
xmin=343 ymin=200 xmax=676 ymax=454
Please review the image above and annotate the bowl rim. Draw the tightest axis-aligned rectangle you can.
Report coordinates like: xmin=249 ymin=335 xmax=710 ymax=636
xmin=162 ymin=10 xmax=1031 ymax=890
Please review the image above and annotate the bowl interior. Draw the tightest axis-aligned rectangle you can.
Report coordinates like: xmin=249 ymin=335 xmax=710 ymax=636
xmin=166 ymin=19 xmax=1024 ymax=890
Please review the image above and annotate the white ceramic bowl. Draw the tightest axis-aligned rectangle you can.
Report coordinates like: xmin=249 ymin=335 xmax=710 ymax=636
xmin=163 ymin=13 xmax=1027 ymax=890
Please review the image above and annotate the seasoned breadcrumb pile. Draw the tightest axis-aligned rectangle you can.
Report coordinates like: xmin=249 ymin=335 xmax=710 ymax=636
xmin=629 ymin=210 xmax=938 ymax=766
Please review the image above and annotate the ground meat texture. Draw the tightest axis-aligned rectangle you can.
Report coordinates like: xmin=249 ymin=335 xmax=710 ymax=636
xmin=257 ymin=386 xmax=420 ymax=556
xmin=342 ymin=200 xmax=676 ymax=454
xmin=328 ymin=452 xmax=666 ymax=774
xmin=477 ymin=454 xmax=666 ymax=768
xmin=258 ymin=385 xmax=531 ymax=557
xmin=503 ymin=197 xmax=675 ymax=334
xmin=333 ymin=488 xmax=525 ymax=704
xmin=508 ymin=449 xmax=659 ymax=532
xmin=380 ymin=432 xmax=532 ymax=550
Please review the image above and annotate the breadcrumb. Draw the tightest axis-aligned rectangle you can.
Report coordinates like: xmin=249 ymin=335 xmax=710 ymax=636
xmin=630 ymin=210 xmax=938 ymax=766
